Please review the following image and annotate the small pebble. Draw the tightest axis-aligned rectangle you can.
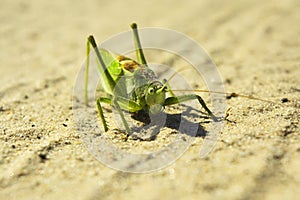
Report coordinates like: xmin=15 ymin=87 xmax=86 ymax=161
xmin=281 ymin=98 xmax=289 ymax=103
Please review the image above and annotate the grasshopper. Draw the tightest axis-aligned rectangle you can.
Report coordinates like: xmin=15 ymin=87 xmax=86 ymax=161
xmin=85 ymin=23 xmax=218 ymax=134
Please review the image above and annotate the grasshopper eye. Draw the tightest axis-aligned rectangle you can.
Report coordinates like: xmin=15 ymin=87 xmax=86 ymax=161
xmin=148 ymin=87 xmax=155 ymax=95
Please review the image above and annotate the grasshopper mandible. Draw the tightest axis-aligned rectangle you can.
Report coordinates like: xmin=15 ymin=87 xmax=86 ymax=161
xmin=85 ymin=23 xmax=218 ymax=134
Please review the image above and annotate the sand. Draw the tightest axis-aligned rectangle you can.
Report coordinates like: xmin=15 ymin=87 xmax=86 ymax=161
xmin=0 ymin=0 xmax=299 ymax=199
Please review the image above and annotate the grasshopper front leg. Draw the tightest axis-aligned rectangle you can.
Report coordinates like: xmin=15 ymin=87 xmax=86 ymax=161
xmin=96 ymin=97 xmax=110 ymax=132
xmin=164 ymin=94 xmax=218 ymax=121
xmin=96 ymin=96 xmax=130 ymax=133
xmin=96 ymin=96 xmax=144 ymax=133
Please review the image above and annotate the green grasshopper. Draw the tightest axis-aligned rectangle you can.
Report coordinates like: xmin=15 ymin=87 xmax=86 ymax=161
xmin=85 ymin=23 xmax=218 ymax=134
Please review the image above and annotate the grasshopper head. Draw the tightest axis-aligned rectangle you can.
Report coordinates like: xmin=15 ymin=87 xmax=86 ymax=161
xmin=145 ymin=81 xmax=167 ymax=114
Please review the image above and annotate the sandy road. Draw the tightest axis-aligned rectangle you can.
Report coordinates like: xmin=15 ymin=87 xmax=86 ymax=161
xmin=0 ymin=0 xmax=299 ymax=199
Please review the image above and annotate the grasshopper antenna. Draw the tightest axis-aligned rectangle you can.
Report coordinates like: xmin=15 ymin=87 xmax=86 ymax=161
xmin=172 ymin=89 xmax=277 ymax=104
xmin=158 ymin=68 xmax=190 ymax=94
xmin=158 ymin=68 xmax=278 ymax=104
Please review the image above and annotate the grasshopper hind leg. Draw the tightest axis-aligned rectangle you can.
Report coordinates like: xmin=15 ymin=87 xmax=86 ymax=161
xmin=131 ymin=23 xmax=147 ymax=66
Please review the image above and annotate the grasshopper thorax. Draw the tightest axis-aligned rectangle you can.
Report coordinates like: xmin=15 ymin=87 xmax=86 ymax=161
xmin=145 ymin=81 xmax=167 ymax=114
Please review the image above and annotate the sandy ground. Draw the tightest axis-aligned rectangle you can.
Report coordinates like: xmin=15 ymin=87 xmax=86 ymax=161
xmin=1 ymin=0 xmax=300 ymax=199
